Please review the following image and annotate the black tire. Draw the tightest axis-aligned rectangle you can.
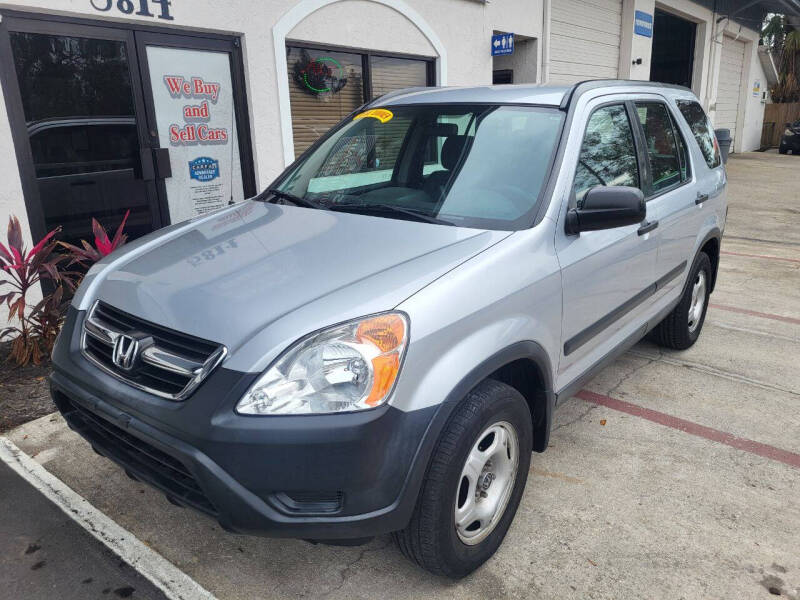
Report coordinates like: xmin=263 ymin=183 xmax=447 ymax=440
xmin=778 ymin=144 xmax=788 ymax=155
xmin=393 ymin=379 xmax=532 ymax=578
xmin=651 ymin=252 xmax=712 ymax=350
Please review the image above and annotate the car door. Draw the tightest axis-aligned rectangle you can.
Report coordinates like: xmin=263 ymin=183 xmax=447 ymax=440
xmin=631 ymin=98 xmax=701 ymax=297
xmin=555 ymin=100 xmax=658 ymax=391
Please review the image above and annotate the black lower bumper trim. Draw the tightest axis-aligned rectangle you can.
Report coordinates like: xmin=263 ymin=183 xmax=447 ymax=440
xmin=54 ymin=391 xmax=218 ymax=516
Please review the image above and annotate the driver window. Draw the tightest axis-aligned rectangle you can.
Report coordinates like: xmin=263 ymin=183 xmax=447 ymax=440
xmin=573 ymin=104 xmax=639 ymax=204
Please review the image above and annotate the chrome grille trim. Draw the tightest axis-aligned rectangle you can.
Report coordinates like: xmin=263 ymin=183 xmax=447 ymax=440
xmin=80 ymin=301 xmax=227 ymax=401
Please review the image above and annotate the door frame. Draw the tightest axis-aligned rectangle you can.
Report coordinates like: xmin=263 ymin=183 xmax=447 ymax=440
xmin=0 ymin=8 xmax=256 ymax=244
xmin=133 ymin=29 xmax=258 ymax=223
xmin=0 ymin=13 xmax=166 ymax=244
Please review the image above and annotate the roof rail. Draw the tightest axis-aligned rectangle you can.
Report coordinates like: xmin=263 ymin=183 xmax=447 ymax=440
xmin=559 ymin=79 xmax=693 ymax=110
xmin=367 ymin=86 xmax=435 ymax=107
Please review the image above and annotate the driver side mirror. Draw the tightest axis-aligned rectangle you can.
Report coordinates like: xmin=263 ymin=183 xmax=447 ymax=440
xmin=565 ymin=186 xmax=646 ymax=235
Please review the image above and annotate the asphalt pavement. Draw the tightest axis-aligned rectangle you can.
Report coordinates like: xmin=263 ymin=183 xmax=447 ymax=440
xmin=0 ymin=460 xmax=168 ymax=600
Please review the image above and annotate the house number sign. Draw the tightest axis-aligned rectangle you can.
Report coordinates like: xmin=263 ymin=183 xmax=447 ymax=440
xmin=90 ymin=0 xmax=174 ymax=20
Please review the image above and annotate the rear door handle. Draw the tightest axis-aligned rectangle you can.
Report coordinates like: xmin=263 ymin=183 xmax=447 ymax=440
xmin=637 ymin=220 xmax=659 ymax=236
xmin=695 ymin=192 xmax=709 ymax=205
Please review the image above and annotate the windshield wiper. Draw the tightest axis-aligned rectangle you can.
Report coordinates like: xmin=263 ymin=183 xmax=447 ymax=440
xmin=330 ymin=203 xmax=454 ymax=226
xmin=265 ymin=188 xmax=322 ymax=209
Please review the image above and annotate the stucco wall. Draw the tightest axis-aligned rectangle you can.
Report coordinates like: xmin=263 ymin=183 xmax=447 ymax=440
xmin=288 ymin=1 xmax=436 ymax=56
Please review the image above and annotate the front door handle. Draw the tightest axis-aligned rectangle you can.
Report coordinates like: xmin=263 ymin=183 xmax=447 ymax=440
xmin=695 ymin=192 xmax=709 ymax=205
xmin=637 ymin=220 xmax=659 ymax=236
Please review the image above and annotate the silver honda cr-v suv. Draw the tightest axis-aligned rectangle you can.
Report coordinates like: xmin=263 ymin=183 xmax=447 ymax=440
xmin=52 ymin=80 xmax=726 ymax=577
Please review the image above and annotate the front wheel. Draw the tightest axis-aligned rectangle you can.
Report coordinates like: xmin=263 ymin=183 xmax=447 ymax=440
xmin=394 ymin=379 xmax=532 ymax=578
xmin=651 ymin=252 xmax=712 ymax=350
xmin=779 ymin=144 xmax=789 ymax=155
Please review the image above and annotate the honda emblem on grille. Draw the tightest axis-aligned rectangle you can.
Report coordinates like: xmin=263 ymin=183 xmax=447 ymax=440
xmin=112 ymin=334 xmax=140 ymax=371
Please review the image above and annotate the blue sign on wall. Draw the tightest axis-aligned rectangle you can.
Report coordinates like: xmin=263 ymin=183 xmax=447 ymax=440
xmin=188 ymin=156 xmax=220 ymax=182
xmin=491 ymin=33 xmax=514 ymax=56
xmin=634 ymin=10 xmax=653 ymax=37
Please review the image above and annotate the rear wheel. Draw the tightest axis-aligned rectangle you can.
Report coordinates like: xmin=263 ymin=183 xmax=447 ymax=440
xmin=651 ymin=252 xmax=712 ymax=350
xmin=394 ymin=379 xmax=532 ymax=578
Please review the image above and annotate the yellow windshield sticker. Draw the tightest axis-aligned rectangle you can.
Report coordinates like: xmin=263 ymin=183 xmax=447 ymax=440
xmin=353 ymin=108 xmax=394 ymax=123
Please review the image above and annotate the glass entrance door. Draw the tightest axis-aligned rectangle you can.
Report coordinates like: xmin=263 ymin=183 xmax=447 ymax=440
xmin=0 ymin=15 xmax=255 ymax=249
xmin=136 ymin=32 xmax=251 ymax=223
xmin=4 ymin=21 xmax=161 ymax=247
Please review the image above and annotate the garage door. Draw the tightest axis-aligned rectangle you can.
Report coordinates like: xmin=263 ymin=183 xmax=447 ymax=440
xmin=716 ymin=36 xmax=745 ymax=150
xmin=549 ymin=0 xmax=622 ymax=84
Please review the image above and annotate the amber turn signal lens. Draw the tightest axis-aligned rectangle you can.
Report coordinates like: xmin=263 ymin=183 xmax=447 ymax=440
xmin=364 ymin=353 xmax=400 ymax=406
xmin=356 ymin=314 xmax=406 ymax=353
xmin=356 ymin=314 xmax=407 ymax=407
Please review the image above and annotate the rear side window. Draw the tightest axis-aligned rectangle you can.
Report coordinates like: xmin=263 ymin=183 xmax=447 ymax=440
xmin=635 ymin=102 xmax=682 ymax=193
xmin=676 ymin=100 xmax=721 ymax=169
xmin=669 ymin=110 xmax=691 ymax=181
xmin=573 ymin=104 xmax=639 ymax=203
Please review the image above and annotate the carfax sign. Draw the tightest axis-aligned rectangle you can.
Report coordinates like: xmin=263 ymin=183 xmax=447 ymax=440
xmin=189 ymin=157 xmax=220 ymax=182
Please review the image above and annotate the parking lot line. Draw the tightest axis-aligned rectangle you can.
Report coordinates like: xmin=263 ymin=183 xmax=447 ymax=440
xmin=575 ymin=390 xmax=800 ymax=470
xmin=721 ymin=250 xmax=800 ymax=264
xmin=723 ymin=235 xmax=800 ymax=248
xmin=709 ymin=303 xmax=800 ymax=325
xmin=0 ymin=437 xmax=216 ymax=600
xmin=626 ymin=349 xmax=798 ymax=396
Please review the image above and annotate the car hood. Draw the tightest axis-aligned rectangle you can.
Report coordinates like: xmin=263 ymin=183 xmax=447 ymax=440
xmin=78 ymin=201 xmax=509 ymax=371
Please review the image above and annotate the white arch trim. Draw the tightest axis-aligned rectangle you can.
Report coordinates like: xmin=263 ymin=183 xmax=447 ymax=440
xmin=273 ymin=0 xmax=448 ymax=166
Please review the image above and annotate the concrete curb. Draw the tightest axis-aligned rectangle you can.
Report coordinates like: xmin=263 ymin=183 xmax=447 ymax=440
xmin=0 ymin=436 xmax=216 ymax=600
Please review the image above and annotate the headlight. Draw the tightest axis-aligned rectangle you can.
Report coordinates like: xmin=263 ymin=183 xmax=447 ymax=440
xmin=236 ymin=313 xmax=408 ymax=415
xmin=785 ymin=128 xmax=794 ymax=136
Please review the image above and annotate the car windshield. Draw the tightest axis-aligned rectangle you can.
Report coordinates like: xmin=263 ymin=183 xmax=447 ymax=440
xmin=271 ymin=104 xmax=564 ymax=230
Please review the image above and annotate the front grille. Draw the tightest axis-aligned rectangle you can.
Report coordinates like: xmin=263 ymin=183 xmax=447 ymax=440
xmin=56 ymin=392 xmax=217 ymax=516
xmin=81 ymin=301 xmax=226 ymax=400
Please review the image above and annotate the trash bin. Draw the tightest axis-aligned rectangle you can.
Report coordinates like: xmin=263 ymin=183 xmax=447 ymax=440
xmin=715 ymin=128 xmax=732 ymax=164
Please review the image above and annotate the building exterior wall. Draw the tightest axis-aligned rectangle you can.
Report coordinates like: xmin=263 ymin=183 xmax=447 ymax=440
xmin=741 ymin=37 xmax=769 ymax=152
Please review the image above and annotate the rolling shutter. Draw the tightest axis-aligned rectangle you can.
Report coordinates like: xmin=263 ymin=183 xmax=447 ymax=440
xmin=716 ymin=36 xmax=745 ymax=151
xmin=370 ymin=56 xmax=429 ymax=98
xmin=549 ymin=0 xmax=622 ymax=85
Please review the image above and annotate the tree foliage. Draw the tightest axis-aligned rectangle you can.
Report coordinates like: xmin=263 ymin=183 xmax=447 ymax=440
xmin=762 ymin=15 xmax=800 ymax=103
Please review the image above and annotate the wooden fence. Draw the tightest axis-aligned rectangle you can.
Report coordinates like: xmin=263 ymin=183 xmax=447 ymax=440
xmin=761 ymin=102 xmax=800 ymax=148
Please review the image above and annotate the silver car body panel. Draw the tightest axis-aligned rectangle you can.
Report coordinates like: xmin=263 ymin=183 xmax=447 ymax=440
xmin=71 ymin=82 xmax=726 ymax=415
xmin=548 ymin=86 xmax=726 ymax=391
xmin=75 ymin=201 xmax=510 ymax=374
xmin=376 ymin=84 xmax=571 ymax=108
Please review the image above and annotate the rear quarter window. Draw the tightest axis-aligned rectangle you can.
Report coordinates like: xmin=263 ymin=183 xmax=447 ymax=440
xmin=676 ymin=100 xmax=721 ymax=169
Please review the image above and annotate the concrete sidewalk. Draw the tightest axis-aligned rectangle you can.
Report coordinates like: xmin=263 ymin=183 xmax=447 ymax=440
xmin=0 ymin=460 xmax=168 ymax=600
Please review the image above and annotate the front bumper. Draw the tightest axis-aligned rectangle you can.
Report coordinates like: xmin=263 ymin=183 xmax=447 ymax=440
xmin=51 ymin=307 xmax=444 ymax=539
